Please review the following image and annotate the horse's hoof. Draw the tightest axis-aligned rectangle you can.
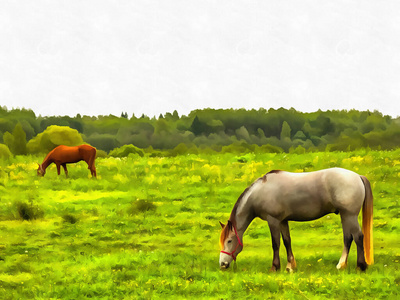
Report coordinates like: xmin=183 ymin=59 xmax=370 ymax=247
xmin=286 ymin=267 xmax=294 ymax=273
xmin=269 ymin=266 xmax=280 ymax=272
xmin=336 ymin=262 xmax=347 ymax=270
xmin=356 ymin=264 xmax=367 ymax=272
xmin=286 ymin=260 xmax=296 ymax=273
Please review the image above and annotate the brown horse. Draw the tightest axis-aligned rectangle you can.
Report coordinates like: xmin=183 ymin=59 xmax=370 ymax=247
xmin=37 ymin=145 xmax=97 ymax=178
xmin=219 ymin=168 xmax=373 ymax=272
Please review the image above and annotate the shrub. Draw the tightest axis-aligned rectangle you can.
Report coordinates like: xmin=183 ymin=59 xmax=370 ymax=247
xmin=96 ymin=149 xmax=108 ymax=158
xmin=109 ymin=144 xmax=144 ymax=158
xmin=27 ymin=125 xmax=84 ymax=154
xmin=235 ymin=154 xmax=254 ymax=163
xmin=170 ymin=143 xmax=188 ymax=156
xmin=0 ymin=144 xmax=12 ymax=159
xmin=256 ymin=144 xmax=284 ymax=154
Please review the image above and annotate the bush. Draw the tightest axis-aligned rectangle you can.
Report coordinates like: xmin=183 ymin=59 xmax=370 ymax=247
xmin=170 ymin=143 xmax=189 ymax=156
xmin=235 ymin=153 xmax=254 ymax=163
xmin=109 ymin=144 xmax=144 ymax=158
xmin=289 ymin=145 xmax=306 ymax=154
xmin=96 ymin=149 xmax=108 ymax=158
xmin=256 ymin=144 xmax=284 ymax=154
xmin=0 ymin=144 xmax=12 ymax=159
xmin=27 ymin=125 xmax=84 ymax=154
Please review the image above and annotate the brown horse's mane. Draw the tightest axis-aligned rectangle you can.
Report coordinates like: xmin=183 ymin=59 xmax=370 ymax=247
xmin=220 ymin=170 xmax=281 ymax=248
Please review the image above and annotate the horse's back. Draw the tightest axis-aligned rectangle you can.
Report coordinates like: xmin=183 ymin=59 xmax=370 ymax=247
xmin=258 ymin=168 xmax=365 ymax=220
xmin=78 ymin=144 xmax=96 ymax=152
xmin=50 ymin=145 xmax=95 ymax=163
xmin=50 ymin=145 xmax=80 ymax=162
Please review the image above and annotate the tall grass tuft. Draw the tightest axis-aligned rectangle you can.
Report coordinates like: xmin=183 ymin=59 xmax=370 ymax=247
xmin=127 ymin=199 xmax=157 ymax=215
xmin=62 ymin=213 xmax=78 ymax=224
xmin=16 ymin=201 xmax=44 ymax=221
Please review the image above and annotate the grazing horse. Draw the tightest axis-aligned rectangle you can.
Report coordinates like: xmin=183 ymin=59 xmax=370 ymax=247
xmin=219 ymin=168 xmax=373 ymax=272
xmin=37 ymin=145 xmax=97 ymax=178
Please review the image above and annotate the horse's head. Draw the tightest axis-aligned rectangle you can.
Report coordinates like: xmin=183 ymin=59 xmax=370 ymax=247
xmin=219 ymin=220 xmax=243 ymax=270
xmin=37 ymin=164 xmax=45 ymax=176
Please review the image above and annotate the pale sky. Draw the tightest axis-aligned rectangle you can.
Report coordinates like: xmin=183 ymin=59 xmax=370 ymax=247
xmin=1 ymin=0 xmax=400 ymax=118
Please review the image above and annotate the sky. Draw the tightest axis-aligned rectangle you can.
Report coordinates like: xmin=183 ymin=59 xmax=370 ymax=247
xmin=1 ymin=0 xmax=400 ymax=118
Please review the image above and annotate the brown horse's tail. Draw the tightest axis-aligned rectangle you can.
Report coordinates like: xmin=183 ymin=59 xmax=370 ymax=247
xmin=361 ymin=175 xmax=374 ymax=265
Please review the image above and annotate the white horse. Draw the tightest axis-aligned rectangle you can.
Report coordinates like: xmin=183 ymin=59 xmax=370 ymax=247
xmin=219 ymin=168 xmax=373 ymax=271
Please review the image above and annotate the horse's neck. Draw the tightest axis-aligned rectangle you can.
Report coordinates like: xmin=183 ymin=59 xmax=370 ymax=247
xmin=233 ymin=187 xmax=257 ymax=237
xmin=41 ymin=155 xmax=53 ymax=170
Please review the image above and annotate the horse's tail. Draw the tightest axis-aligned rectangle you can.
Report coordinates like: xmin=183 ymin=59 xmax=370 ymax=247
xmin=360 ymin=175 xmax=374 ymax=265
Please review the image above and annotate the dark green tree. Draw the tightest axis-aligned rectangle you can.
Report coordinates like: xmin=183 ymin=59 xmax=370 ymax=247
xmin=280 ymin=121 xmax=292 ymax=141
xmin=3 ymin=122 xmax=27 ymax=155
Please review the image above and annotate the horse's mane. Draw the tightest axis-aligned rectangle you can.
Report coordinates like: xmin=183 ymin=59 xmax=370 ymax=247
xmin=229 ymin=170 xmax=282 ymax=226
xmin=220 ymin=170 xmax=281 ymax=247
xmin=220 ymin=182 xmax=257 ymax=248
xmin=41 ymin=146 xmax=58 ymax=165
xmin=229 ymin=185 xmax=253 ymax=226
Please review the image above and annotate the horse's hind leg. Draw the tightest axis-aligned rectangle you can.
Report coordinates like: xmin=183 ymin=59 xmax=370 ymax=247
xmin=86 ymin=154 xmax=96 ymax=178
xmin=267 ymin=216 xmax=281 ymax=272
xmin=90 ymin=166 xmax=97 ymax=178
xmin=281 ymin=221 xmax=296 ymax=272
xmin=87 ymin=160 xmax=96 ymax=177
xmin=338 ymin=213 xmax=367 ymax=271
xmin=337 ymin=235 xmax=352 ymax=270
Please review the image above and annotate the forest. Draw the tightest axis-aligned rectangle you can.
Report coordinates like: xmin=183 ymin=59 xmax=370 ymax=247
xmin=1 ymin=105 xmax=400 ymax=157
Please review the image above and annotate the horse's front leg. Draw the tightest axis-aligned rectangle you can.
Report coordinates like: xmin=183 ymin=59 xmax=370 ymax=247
xmin=267 ymin=216 xmax=281 ymax=272
xmin=280 ymin=221 xmax=296 ymax=272
xmin=56 ymin=164 xmax=61 ymax=176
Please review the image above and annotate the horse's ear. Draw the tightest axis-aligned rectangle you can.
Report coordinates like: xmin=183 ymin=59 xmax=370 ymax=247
xmin=219 ymin=221 xmax=225 ymax=229
xmin=227 ymin=220 xmax=233 ymax=230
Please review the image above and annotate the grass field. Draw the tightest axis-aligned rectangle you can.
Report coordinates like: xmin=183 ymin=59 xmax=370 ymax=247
xmin=0 ymin=150 xmax=399 ymax=299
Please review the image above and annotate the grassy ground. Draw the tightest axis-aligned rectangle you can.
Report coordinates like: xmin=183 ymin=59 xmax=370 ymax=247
xmin=0 ymin=150 xmax=399 ymax=299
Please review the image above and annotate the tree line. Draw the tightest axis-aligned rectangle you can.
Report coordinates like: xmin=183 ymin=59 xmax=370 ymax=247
xmin=1 ymin=106 xmax=400 ymax=157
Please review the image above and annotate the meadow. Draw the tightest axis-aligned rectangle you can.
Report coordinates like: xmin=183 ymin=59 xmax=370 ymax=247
xmin=0 ymin=150 xmax=399 ymax=299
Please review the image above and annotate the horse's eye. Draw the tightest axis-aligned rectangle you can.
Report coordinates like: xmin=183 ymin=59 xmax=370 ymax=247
xmin=227 ymin=240 xmax=232 ymax=244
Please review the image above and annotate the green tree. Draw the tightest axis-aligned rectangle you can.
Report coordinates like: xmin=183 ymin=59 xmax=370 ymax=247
xmin=12 ymin=122 xmax=27 ymax=155
xmin=280 ymin=121 xmax=291 ymax=141
xmin=191 ymin=116 xmax=207 ymax=135
xmin=236 ymin=126 xmax=251 ymax=142
xmin=86 ymin=133 xmax=119 ymax=153
xmin=293 ymin=130 xmax=307 ymax=141
xmin=3 ymin=123 xmax=27 ymax=155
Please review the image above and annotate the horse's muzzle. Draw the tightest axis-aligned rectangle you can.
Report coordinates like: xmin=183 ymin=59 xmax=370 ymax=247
xmin=220 ymin=262 xmax=230 ymax=270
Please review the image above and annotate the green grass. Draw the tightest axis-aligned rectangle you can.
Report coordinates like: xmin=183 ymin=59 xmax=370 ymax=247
xmin=0 ymin=150 xmax=399 ymax=299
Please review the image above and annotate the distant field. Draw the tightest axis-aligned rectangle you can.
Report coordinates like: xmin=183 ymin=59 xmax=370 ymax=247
xmin=0 ymin=150 xmax=399 ymax=299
